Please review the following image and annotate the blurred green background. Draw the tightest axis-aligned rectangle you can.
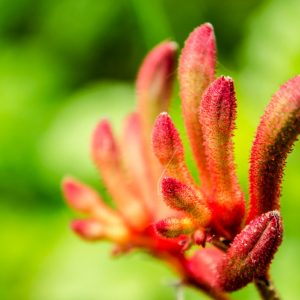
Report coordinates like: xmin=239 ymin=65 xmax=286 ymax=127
xmin=1 ymin=0 xmax=300 ymax=299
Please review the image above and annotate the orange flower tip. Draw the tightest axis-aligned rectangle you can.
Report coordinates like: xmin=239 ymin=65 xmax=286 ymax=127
xmin=217 ymin=210 xmax=283 ymax=291
xmin=92 ymin=119 xmax=118 ymax=163
xmin=161 ymin=177 xmax=211 ymax=224
xmin=152 ymin=112 xmax=183 ymax=165
xmin=155 ymin=217 xmax=195 ymax=238
xmin=71 ymin=219 xmax=104 ymax=241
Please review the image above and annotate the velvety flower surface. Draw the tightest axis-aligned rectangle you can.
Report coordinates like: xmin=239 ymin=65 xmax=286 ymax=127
xmin=63 ymin=23 xmax=300 ymax=300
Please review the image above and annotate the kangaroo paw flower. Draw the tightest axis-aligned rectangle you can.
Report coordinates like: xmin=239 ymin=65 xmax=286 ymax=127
xmin=217 ymin=211 xmax=283 ymax=291
xmin=63 ymin=22 xmax=296 ymax=299
xmin=200 ymin=76 xmax=245 ymax=236
xmin=248 ymin=75 xmax=300 ymax=222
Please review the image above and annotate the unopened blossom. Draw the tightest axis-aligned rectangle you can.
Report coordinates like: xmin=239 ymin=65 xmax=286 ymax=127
xmin=63 ymin=22 xmax=300 ymax=300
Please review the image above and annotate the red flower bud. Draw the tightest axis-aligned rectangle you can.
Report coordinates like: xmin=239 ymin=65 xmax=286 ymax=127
xmin=218 ymin=211 xmax=283 ymax=291
xmin=200 ymin=76 xmax=245 ymax=236
xmin=248 ymin=75 xmax=300 ymax=222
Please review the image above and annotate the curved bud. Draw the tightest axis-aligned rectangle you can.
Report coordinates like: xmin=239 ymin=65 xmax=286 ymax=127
xmin=152 ymin=113 xmax=193 ymax=183
xmin=200 ymin=76 xmax=245 ymax=235
xmin=156 ymin=216 xmax=195 ymax=238
xmin=179 ymin=23 xmax=216 ymax=189
xmin=218 ymin=211 xmax=283 ymax=291
xmin=136 ymin=41 xmax=177 ymax=136
xmin=248 ymin=75 xmax=300 ymax=222
xmin=92 ymin=120 xmax=150 ymax=230
xmin=161 ymin=177 xmax=211 ymax=226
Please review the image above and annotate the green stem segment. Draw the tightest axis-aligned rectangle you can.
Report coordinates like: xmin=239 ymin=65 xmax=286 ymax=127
xmin=255 ymin=276 xmax=281 ymax=300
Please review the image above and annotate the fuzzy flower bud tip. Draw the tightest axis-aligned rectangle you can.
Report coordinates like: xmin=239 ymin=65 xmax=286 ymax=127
xmin=152 ymin=113 xmax=192 ymax=183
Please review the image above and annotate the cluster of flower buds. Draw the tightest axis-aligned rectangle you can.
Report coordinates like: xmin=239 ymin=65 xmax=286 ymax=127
xmin=63 ymin=22 xmax=300 ymax=299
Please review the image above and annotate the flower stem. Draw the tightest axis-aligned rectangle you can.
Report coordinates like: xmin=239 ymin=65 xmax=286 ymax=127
xmin=254 ymin=276 xmax=281 ymax=300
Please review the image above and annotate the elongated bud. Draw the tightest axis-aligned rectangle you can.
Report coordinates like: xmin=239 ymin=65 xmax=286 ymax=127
xmin=162 ymin=177 xmax=211 ymax=226
xmin=152 ymin=113 xmax=193 ymax=183
xmin=137 ymin=41 xmax=177 ymax=136
xmin=218 ymin=211 xmax=283 ymax=291
xmin=156 ymin=216 xmax=195 ymax=238
xmin=200 ymin=76 xmax=245 ymax=235
xmin=179 ymin=23 xmax=216 ymax=189
xmin=62 ymin=177 xmax=124 ymax=226
xmin=121 ymin=113 xmax=157 ymax=214
xmin=92 ymin=120 xmax=150 ymax=229
xmin=248 ymin=75 xmax=300 ymax=222
xmin=72 ymin=219 xmax=104 ymax=241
